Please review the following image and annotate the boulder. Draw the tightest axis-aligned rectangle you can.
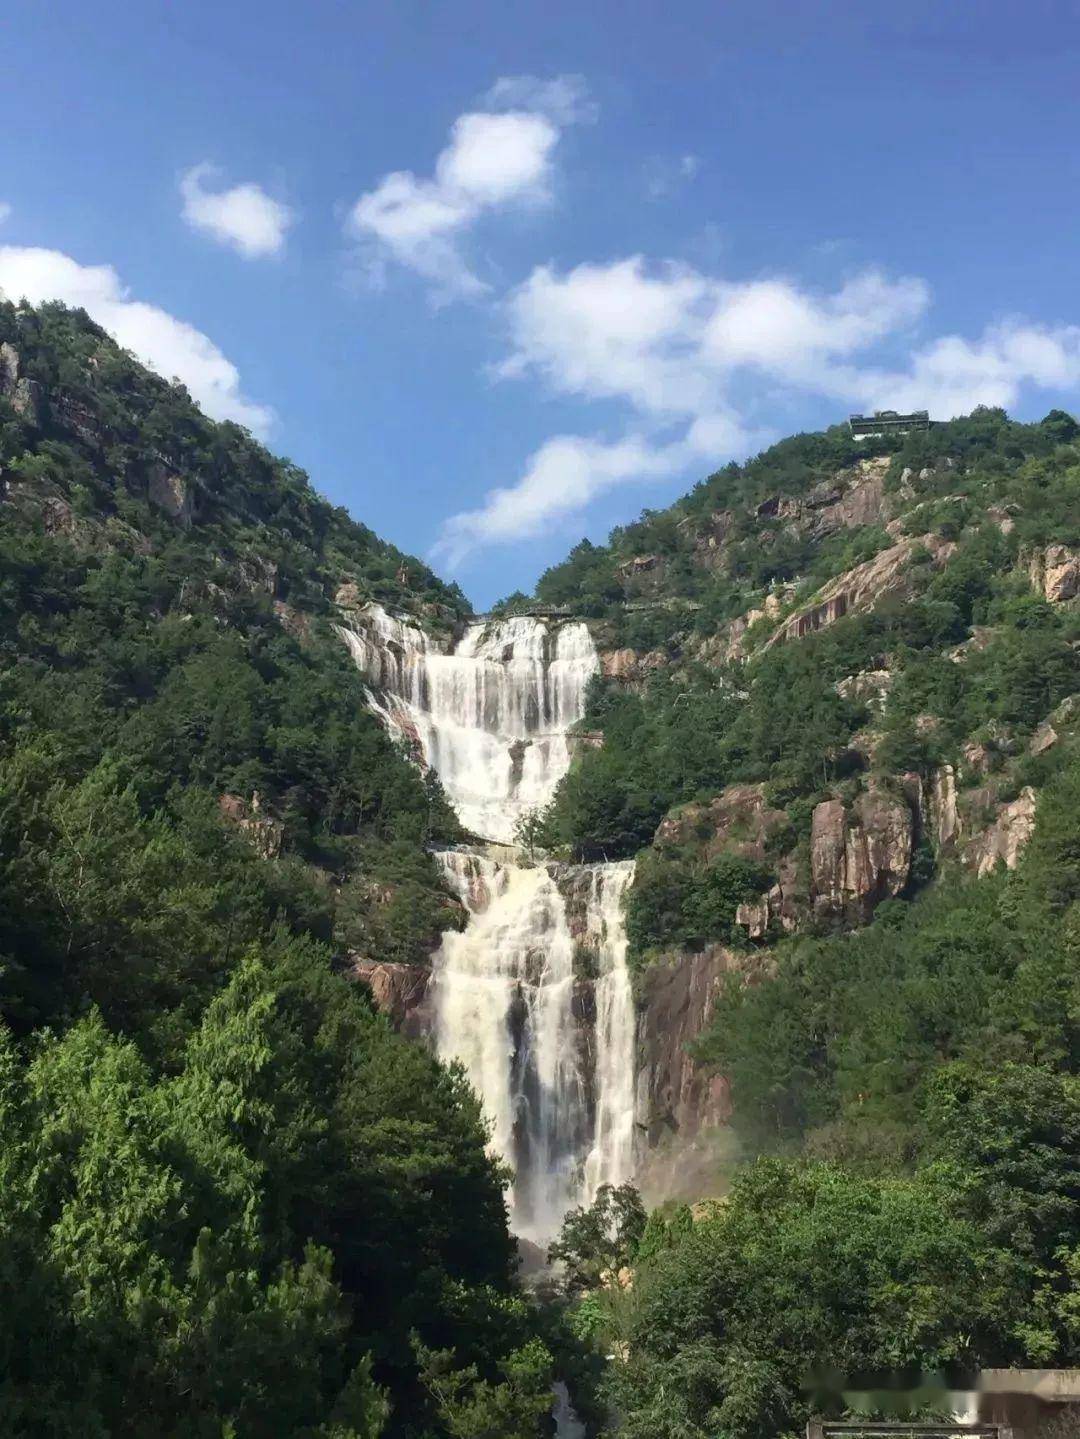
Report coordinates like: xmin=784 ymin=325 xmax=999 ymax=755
xmin=147 ymin=462 xmax=193 ymax=525
xmin=734 ymin=899 xmax=769 ymax=940
xmin=655 ymin=781 xmax=786 ymax=862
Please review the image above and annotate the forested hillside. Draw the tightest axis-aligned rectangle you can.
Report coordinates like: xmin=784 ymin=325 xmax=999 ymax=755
xmin=0 ymin=300 xmax=567 ymax=1437
xmin=8 ymin=291 xmax=1080 ymax=1439
xmin=524 ymin=408 xmax=1080 ymax=1435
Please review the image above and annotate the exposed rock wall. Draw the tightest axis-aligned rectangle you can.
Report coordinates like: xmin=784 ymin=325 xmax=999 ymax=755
xmin=1027 ymin=544 xmax=1080 ymax=604
xmin=0 ymin=341 xmax=39 ymax=420
xmin=350 ymin=958 xmax=432 ymax=1040
xmin=635 ymin=947 xmax=737 ymax=1149
xmin=965 ymin=787 xmax=1039 ymax=877
xmin=766 ymin=533 xmax=955 ymax=649
xmin=217 ymin=792 xmax=284 ymax=859
xmin=810 ymin=784 xmax=915 ymax=921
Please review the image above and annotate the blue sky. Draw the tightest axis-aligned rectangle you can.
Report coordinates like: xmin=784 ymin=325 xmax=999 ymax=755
xmin=4 ymin=0 xmax=1080 ymax=608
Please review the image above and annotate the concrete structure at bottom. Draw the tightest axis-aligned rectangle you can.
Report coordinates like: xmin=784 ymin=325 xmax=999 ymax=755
xmin=807 ymin=1369 xmax=1080 ymax=1438
xmin=806 ymin=1425 xmax=1008 ymax=1439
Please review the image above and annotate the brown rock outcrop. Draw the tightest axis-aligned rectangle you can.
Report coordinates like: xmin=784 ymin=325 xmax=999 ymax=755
xmin=1028 ymin=545 xmax=1080 ymax=604
xmin=0 ymin=341 xmax=39 ymax=420
xmin=836 ymin=668 xmax=892 ymax=712
xmin=766 ymin=534 xmax=955 ymax=649
xmin=966 ymin=787 xmax=1038 ymax=877
xmin=599 ymin=647 xmax=666 ymax=685
xmin=218 ymin=792 xmax=284 ymax=859
xmin=683 ymin=508 xmax=734 ymax=569
xmin=654 ymin=781 xmax=786 ymax=861
xmin=273 ymin=600 xmax=312 ymax=641
xmin=351 ymin=959 xmax=432 ymax=1040
xmin=774 ymin=457 xmax=889 ymax=540
xmin=810 ymin=784 xmax=914 ymax=920
xmin=635 ymin=947 xmax=738 ymax=1149
xmin=147 ymin=463 xmax=194 ymax=526
xmin=335 ymin=580 xmax=363 ymax=611
xmin=927 ymin=764 xmax=961 ymax=853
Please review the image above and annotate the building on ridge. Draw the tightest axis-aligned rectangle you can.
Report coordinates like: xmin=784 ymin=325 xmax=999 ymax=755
xmin=849 ymin=409 xmax=931 ymax=439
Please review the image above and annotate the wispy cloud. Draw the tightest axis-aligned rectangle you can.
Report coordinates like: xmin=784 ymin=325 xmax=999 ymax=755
xmin=180 ymin=164 xmax=294 ymax=259
xmin=345 ymin=75 xmax=593 ymax=301
xmin=643 ymin=153 xmax=700 ymax=202
xmin=437 ymin=251 xmax=1080 ymax=564
xmin=481 ymin=73 xmax=597 ymax=126
xmin=0 ymin=203 xmax=11 ymax=227
xmin=0 ymin=245 xmax=273 ymax=433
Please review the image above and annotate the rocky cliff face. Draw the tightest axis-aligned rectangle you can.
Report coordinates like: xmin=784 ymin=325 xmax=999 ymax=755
xmin=350 ymin=958 xmax=433 ymax=1040
xmin=1027 ymin=544 xmax=1080 ymax=604
xmin=633 ymin=946 xmax=743 ymax=1202
xmin=809 ymin=784 xmax=914 ymax=921
xmin=766 ymin=532 xmax=956 ymax=649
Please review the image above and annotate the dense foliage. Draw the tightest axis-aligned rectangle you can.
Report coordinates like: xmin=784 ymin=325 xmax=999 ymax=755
xmin=8 ymin=301 xmax=1080 ymax=1437
xmin=549 ymin=767 xmax=1080 ymax=1438
xmin=534 ymin=408 xmax=1080 ymax=981
xmin=0 ymin=302 xmax=560 ymax=1437
xmin=533 ymin=409 xmax=1080 ymax=1436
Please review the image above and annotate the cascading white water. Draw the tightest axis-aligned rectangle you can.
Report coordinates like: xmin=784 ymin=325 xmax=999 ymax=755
xmin=434 ymin=853 xmax=636 ymax=1241
xmin=580 ymin=863 xmax=637 ymax=1201
xmin=341 ymin=601 xmax=637 ymax=1238
xmin=338 ymin=604 xmax=597 ymax=844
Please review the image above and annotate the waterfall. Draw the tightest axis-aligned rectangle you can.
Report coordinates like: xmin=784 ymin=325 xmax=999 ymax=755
xmin=338 ymin=604 xmax=597 ymax=844
xmin=341 ymin=602 xmax=637 ymax=1238
xmin=434 ymin=853 xmax=636 ymax=1241
xmin=580 ymin=863 xmax=637 ymax=1200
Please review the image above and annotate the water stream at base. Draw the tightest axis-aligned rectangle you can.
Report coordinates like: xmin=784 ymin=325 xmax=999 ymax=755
xmin=341 ymin=603 xmax=638 ymax=1239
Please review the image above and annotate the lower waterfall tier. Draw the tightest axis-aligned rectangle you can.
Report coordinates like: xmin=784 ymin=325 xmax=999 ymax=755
xmin=433 ymin=850 xmax=636 ymax=1243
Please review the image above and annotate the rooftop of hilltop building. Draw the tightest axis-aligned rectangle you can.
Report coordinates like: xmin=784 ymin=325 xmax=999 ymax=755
xmin=849 ymin=408 xmax=932 ymax=438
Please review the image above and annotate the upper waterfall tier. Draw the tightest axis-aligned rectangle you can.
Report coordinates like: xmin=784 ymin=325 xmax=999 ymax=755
xmin=339 ymin=603 xmax=598 ymax=843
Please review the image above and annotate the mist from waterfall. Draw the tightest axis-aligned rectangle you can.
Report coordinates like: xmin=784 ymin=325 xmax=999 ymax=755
xmin=342 ymin=602 xmax=637 ymax=1238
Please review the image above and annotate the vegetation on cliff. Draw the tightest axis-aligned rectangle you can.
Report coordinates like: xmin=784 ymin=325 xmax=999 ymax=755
xmin=550 ymin=769 xmax=1080 ymax=1437
xmin=529 ymin=406 xmax=1080 ymax=1436
xmin=0 ymin=301 xmax=554 ymax=1437
xmin=533 ymin=407 xmax=1080 ymax=965
xmin=8 ymin=294 xmax=1080 ymax=1438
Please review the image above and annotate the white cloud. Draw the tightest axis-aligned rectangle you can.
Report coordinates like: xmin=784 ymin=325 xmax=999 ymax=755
xmin=437 ymin=252 xmax=1080 ymax=562
xmin=433 ymin=433 xmax=690 ymax=565
xmin=346 ymin=75 xmax=591 ymax=300
xmin=853 ymin=321 xmax=1080 ymax=417
xmin=180 ymin=164 xmax=294 ymax=259
xmin=500 ymin=257 xmax=930 ymax=419
xmin=0 ymin=246 xmax=272 ymax=434
xmin=703 ymin=270 xmax=930 ymax=375
xmin=0 ymin=203 xmax=11 ymax=226
xmin=434 ymin=412 xmax=767 ymax=566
